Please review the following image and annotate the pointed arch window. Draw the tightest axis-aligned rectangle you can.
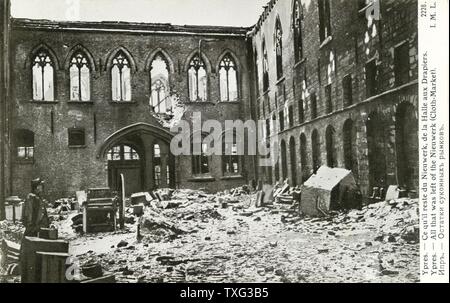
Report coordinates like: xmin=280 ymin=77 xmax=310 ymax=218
xmin=275 ymin=18 xmax=284 ymax=79
xmin=293 ymin=0 xmax=304 ymax=62
xmin=111 ymin=51 xmax=132 ymax=102
xmin=32 ymin=49 xmax=55 ymax=101
xmin=219 ymin=54 xmax=238 ymax=102
xmin=318 ymin=0 xmax=332 ymax=42
xmin=69 ymin=51 xmax=91 ymax=101
xmin=262 ymin=39 xmax=269 ymax=92
xmin=254 ymin=47 xmax=260 ymax=96
xmin=188 ymin=54 xmax=208 ymax=102
xmin=150 ymin=53 xmax=171 ymax=113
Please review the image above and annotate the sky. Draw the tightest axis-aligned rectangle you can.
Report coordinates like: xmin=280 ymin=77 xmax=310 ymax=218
xmin=10 ymin=0 xmax=270 ymax=27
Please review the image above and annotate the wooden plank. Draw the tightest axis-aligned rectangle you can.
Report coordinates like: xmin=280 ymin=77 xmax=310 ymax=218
xmin=36 ymin=251 xmax=70 ymax=257
xmin=21 ymin=237 xmax=69 ymax=283
xmin=81 ymin=274 xmax=116 ymax=284
xmin=3 ymin=239 xmax=20 ymax=252
xmin=37 ymin=252 xmax=70 ymax=283
xmin=87 ymin=197 xmax=115 ymax=203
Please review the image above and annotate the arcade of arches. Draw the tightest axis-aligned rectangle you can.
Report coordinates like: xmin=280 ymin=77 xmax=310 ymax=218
xmin=269 ymin=102 xmax=418 ymax=196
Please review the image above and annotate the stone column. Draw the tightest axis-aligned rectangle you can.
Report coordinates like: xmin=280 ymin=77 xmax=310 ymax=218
xmin=142 ymin=135 xmax=154 ymax=191
xmin=160 ymin=154 xmax=168 ymax=188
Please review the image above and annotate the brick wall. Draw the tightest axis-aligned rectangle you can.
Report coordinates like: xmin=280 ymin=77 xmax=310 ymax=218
xmin=7 ymin=0 xmax=420 ymax=200
xmin=250 ymin=0 xmax=419 ymax=196
xmin=9 ymin=20 xmax=255 ymax=200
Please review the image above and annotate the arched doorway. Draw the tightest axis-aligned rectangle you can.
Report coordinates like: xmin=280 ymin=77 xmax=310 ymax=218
xmin=395 ymin=102 xmax=418 ymax=190
xmin=289 ymin=137 xmax=298 ymax=186
xmin=274 ymin=160 xmax=280 ymax=183
xmin=343 ymin=119 xmax=359 ymax=180
xmin=107 ymin=143 xmax=144 ymax=196
xmin=325 ymin=125 xmax=337 ymax=168
xmin=280 ymin=140 xmax=288 ymax=181
xmin=300 ymin=133 xmax=309 ymax=182
xmin=98 ymin=123 xmax=175 ymax=196
xmin=311 ymin=129 xmax=321 ymax=173
xmin=367 ymin=112 xmax=387 ymax=192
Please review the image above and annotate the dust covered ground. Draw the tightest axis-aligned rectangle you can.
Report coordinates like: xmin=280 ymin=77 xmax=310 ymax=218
xmin=1 ymin=189 xmax=420 ymax=283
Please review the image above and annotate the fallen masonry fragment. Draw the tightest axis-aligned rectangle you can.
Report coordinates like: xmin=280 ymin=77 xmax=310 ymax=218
xmin=301 ymin=166 xmax=362 ymax=217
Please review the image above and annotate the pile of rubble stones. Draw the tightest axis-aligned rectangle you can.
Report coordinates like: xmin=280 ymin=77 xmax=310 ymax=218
xmin=0 ymin=187 xmax=420 ymax=283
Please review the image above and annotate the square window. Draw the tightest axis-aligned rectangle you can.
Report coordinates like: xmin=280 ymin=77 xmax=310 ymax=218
xmin=68 ymin=128 xmax=86 ymax=147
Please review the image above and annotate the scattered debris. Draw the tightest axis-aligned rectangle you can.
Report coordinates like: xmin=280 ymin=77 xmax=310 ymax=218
xmin=0 ymin=187 xmax=419 ymax=283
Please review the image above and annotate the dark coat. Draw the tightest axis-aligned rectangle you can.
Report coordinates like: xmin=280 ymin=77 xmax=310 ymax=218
xmin=22 ymin=193 xmax=49 ymax=236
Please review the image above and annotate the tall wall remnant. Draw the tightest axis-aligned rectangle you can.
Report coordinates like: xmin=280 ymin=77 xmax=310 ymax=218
xmin=1 ymin=0 xmax=12 ymax=219
xmin=5 ymin=0 xmax=419 ymax=202
xmin=249 ymin=0 xmax=419 ymax=196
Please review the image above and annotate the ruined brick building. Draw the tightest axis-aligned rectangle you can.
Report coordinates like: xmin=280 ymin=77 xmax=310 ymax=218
xmin=251 ymin=0 xmax=419 ymax=197
xmin=0 ymin=0 xmax=419 ymax=217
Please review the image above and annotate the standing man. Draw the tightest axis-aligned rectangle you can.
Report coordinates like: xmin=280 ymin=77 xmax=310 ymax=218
xmin=20 ymin=178 xmax=50 ymax=282
xmin=22 ymin=178 xmax=49 ymax=237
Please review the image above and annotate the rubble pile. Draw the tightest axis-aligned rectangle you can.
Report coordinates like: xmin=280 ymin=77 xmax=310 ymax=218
xmin=0 ymin=221 xmax=24 ymax=243
xmin=331 ymin=198 xmax=420 ymax=243
xmin=0 ymin=187 xmax=420 ymax=283
xmin=69 ymin=190 xmax=419 ymax=283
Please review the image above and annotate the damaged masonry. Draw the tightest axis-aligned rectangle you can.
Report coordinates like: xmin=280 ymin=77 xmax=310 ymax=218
xmin=0 ymin=0 xmax=420 ymax=283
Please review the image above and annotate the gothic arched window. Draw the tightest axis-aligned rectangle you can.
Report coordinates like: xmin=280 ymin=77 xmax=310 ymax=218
xmin=293 ymin=0 xmax=304 ymax=62
xmin=150 ymin=53 xmax=171 ymax=113
xmin=188 ymin=54 xmax=208 ymax=102
xmin=262 ymin=39 xmax=269 ymax=91
xmin=275 ymin=18 xmax=283 ymax=80
xmin=111 ymin=51 xmax=132 ymax=102
xmin=32 ymin=49 xmax=55 ymax=101
xmin=219 ymin=54 xmax=238 ymax=102
xmin=69 ymin=51 xmax=91 ymax=101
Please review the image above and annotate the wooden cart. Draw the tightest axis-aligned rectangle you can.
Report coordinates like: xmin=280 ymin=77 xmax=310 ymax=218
xmin=83 ymin=188 xmax=118 ymax=233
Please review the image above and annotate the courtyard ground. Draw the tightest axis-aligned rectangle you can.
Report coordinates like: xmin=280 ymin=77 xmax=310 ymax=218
xmin=0 ymin=189 xmax=419 ymax=283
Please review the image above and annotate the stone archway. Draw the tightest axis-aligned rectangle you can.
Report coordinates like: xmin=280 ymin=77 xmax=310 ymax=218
xmin=289 ymin=137 xmax=298 ymax=186
xmin=98 ymin=123 xmax=174 ymax=195
xmin=106 ymin=140 xmax=144 ymax=196
xmin=300 ymin=133 xmax=309 ymax=182
xmin=366 ymin=112 xmax=388 ymax=192
xmin=343 ymin=119 xmax=359 ymax=180
xmin=325 ymin=125 xmax=337 ymax=168
xmin=280 ymin=140 xmax=288 ymax=181
xmin=395 ymin=102 xmax=419 ymax=190
xmin=311 ymin=129 xmax=321 ymax=173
